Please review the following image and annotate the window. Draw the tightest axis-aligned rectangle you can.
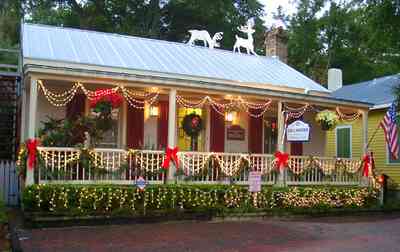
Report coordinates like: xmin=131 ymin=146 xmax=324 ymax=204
xmin=388 ymin=127 xmax=400 ymax=164
xmin=336 ymin=126 xmax=351 ymax=158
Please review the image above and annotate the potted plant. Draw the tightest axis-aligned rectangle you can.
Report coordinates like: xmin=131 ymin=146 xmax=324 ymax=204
xmin=315 ymin=110 xmax=339 ymax=130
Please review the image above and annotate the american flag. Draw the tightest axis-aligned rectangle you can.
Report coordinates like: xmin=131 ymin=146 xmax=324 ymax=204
xmin=380 ymin=102 xmax=399 ymax=160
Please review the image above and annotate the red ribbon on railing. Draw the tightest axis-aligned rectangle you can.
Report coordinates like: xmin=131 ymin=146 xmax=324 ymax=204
xmin=162 ymin=147 xmax=179 ymax=170
xmin=362 ymin=153 xmax=371 ymax=177
xmin=26 ymin=138 xmax=39 ymax=170
xmin=274 ymin=151 xmax=289 ymax=171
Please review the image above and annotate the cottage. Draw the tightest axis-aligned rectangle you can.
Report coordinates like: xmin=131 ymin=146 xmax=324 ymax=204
xmin=330 ymin=73 xmax=400 ymax=187
xmin=20 ymin=23 xmax=371 ymax=186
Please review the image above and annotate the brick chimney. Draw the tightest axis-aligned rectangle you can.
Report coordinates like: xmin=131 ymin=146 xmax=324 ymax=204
xmin=265 ymin=26 xmax=288 ymax=63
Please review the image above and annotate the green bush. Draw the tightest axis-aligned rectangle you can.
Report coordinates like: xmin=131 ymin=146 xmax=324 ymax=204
xmin=22 ymin=184 xmax=378 ymax=217
xmin=0 ymin=197 xmax=6 ymax=224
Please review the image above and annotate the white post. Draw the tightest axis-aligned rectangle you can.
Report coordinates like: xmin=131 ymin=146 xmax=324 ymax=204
xmin=120 ymin=100 xmax=128 ymax=148
xmin=276 ymin=101 xmax=286 ymax=186
xmin=167 ymin=88 xmax=177 ymax=182
xmin=362 ymin=110 xmax=369 ymax=153
xmin=26 ymin=77 xmax=38 ymax=186
xmin=361 ymin=109 xmax=369 ymax=186
xmin=20 ymin=81 xmax=27 ymax=142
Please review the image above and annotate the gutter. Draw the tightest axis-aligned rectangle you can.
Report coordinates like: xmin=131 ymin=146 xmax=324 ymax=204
xmin=23 ymin=63 xmax=373 ymax=109
xmin=371 ymin=103 xmax=392 ymax=111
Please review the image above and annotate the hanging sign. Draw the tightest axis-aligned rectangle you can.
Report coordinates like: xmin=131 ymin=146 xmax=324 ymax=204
xmin=249 ymin=171 xmax=261 ymax=192
xmin=136 ymin=176 xmax=147 ymax=191
xmin=286 ymin=120 xmax=310 ymax=142
xmin=227 ymin=125 xmax=245 ymax=141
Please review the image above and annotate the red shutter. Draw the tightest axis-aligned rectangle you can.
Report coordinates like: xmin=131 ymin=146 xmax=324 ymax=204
xmin=157 ymin=101 xmax=169 ymax=150
xmin=210 ymin=108 xmax=225 ymax=152
xmin=248 ymin=110 xmax=263 ymax=153
xmin=126 ymin=105 xmax=144 ymax=148
xmin=66 ymin=94 xmax=86 ymax=121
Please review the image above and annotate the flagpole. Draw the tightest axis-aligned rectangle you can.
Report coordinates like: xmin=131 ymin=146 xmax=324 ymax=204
xmin=366 ymin=122 xmax=381 ymax=149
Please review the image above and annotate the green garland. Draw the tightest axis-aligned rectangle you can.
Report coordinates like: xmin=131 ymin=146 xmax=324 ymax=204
xmin=182 ymin=113 xmax=203 ymax=137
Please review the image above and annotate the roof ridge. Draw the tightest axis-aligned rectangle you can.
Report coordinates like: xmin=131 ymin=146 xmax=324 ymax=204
xmin=23 ymin=22 xmax=274 ymax=61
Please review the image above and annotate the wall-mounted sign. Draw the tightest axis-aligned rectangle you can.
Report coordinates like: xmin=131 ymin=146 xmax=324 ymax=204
xmin=227 ymin=125 xmax=245 ymax=141
xmin=286 ymin=120 xmax=310 ymax=142
xmin=249 ymin=171 xmax=261 ymax=192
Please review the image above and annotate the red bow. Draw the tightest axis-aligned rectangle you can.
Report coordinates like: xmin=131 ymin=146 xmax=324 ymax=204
xmin=162 ymin=147 xmax=179 ymax=170
xmin=26 ymin=139 xmax=39 ymax=170
xmin=362 ymin=154 xmax=371 ymax=177
xmin=274 ymin=151 xmax=289 ymax=171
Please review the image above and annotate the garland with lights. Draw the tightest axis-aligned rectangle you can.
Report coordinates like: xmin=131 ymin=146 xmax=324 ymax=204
xmin=23 ymin=184 xmax=378 ymax=216
xmin=179 ymin=153 xmax=251 ymax=178
xmin=38 ymin=80 xmax=159 ymax=109
xmin=176 ymin=95 xmax=272 ymax=118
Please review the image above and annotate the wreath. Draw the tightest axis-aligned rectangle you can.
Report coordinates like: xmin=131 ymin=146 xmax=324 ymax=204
xmin=182 ymin=113 xmax=203 ymax=137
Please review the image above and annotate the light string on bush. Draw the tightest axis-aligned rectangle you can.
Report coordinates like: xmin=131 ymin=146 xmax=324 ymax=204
xmin=38 ymin=80 xmax=159 ymax=109
xmin=176 ymin=95 xmax=272 ymax=118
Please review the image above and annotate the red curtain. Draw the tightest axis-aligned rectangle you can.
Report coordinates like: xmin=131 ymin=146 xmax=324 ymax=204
xmin=210 ymin=108 xmax=225 ymax=152
xmin=126 ymin=105 xmax=144 ymax=148
xmin=66 ymin=94 xmax=86 ymax=121
xmin=248 ymin=110 xmax=263 ymax=153
xmin=157 ymin=101 xmax=169 ymax=150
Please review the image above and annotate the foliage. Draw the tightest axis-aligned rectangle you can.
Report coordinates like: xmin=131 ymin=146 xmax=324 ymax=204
xmin=315 ymin=110 xmax=339 ymax=130
xmin=287 ymin=0 xmax=400 ymax=84
xmin=38 ymin=116 xmax=102 ymax=147
xmin=0 ymin=197 xmax=6 ymax=224
xmin=23 ymin=184 xmax=378 ymax=217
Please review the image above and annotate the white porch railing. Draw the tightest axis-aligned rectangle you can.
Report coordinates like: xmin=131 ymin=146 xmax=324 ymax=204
xmin=37 ymin=147 xmax=165 ymax=184
xmin=36 ymin=147 xmax=366 ymax=186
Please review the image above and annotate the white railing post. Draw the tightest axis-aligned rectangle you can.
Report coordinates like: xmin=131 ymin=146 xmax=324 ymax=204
xmin=361 ymin=109 xmax=370 ymax=186
xmin=276 ymin=101 xmax=286 ymax=187
xmin=26 ymin=77 xmax=38 ymax=186
xmin=167 ymin=88 xmax=177 ymax=183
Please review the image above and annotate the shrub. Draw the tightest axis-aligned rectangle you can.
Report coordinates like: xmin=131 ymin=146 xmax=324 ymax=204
xmin=22 ymin=184 xmax=378 ymax=217
xmin=0 ymin=197 xmax=6 ymax=224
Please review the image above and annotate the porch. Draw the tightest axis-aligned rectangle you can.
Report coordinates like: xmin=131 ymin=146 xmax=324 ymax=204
xmin=21 ymin=76 xmax=371 ymax=187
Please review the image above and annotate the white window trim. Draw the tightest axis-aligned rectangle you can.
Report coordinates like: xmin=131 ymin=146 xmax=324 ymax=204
xmin=335 ymin=125 xmax=352 ymax=158
xmin=386 ymin=144 xmax=400 ymax=165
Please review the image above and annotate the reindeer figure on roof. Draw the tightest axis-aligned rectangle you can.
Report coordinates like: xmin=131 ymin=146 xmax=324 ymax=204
xmin=233 ymin=19 xmax=257 ymax=55
xmin=187 ymin=30 xmax=223 ymax=49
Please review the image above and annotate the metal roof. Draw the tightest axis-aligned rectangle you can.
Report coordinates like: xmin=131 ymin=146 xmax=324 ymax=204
xmin=22 ymin=23 xmax=329 ymax=93
xmin=332 ymin=74 xmax=400 ymax=106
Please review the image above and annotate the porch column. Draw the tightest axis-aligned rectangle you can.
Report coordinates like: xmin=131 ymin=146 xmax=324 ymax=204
xmin=167 ymin=88 xmax=177 ymax=182
xmin=361 ymin=109 xmax=370 ymax=186
xmin=362 ymin=109 xmax=369 ymax=153
xmin=276 ymin=101 xmax=286 ymax=186
xmin=277 ymin=101 xmax=285 ymax=152
xmin=20 ymin=81 xmax=27 ymax=142
xmin=26 ymin=77 xmax=38 ymax=186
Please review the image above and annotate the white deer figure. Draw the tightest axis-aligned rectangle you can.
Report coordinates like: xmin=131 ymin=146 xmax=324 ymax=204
xmin=187 ymin=30 xmax=223 ymax=49
xmin=233 ymin=19 xmax=257 ymax=55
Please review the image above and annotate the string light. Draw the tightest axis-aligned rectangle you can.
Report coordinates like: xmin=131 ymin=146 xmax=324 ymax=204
xmin=336 ymin=107 xmax=362 ymax=122
xmin=38 ymin=80 xmax=159 ymax=109
xmin=176 ymin=95 xmax=272 ymax=118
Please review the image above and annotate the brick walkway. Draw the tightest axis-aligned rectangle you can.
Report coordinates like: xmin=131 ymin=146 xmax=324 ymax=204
xmin=19 ymin=215 xmax=400 ymax=252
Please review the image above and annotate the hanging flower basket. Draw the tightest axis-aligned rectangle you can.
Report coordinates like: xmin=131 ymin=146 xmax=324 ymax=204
xmin=315 ymin=110 xmax=339 ymax=131
xmin=89 ymin=89 xmax=123 ymax=132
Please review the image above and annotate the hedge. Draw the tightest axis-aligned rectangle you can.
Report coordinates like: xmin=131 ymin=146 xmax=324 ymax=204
xmin=23 ymin=184 xmax=378 ymax=217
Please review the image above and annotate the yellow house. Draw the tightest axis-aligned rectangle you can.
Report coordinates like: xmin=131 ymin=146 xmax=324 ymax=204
xmin=329 ymin=73 xmax=400 ymax=187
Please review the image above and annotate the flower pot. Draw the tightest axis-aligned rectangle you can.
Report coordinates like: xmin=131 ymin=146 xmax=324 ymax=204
xmin=320 ymin=121 xmax=332 ymax=131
